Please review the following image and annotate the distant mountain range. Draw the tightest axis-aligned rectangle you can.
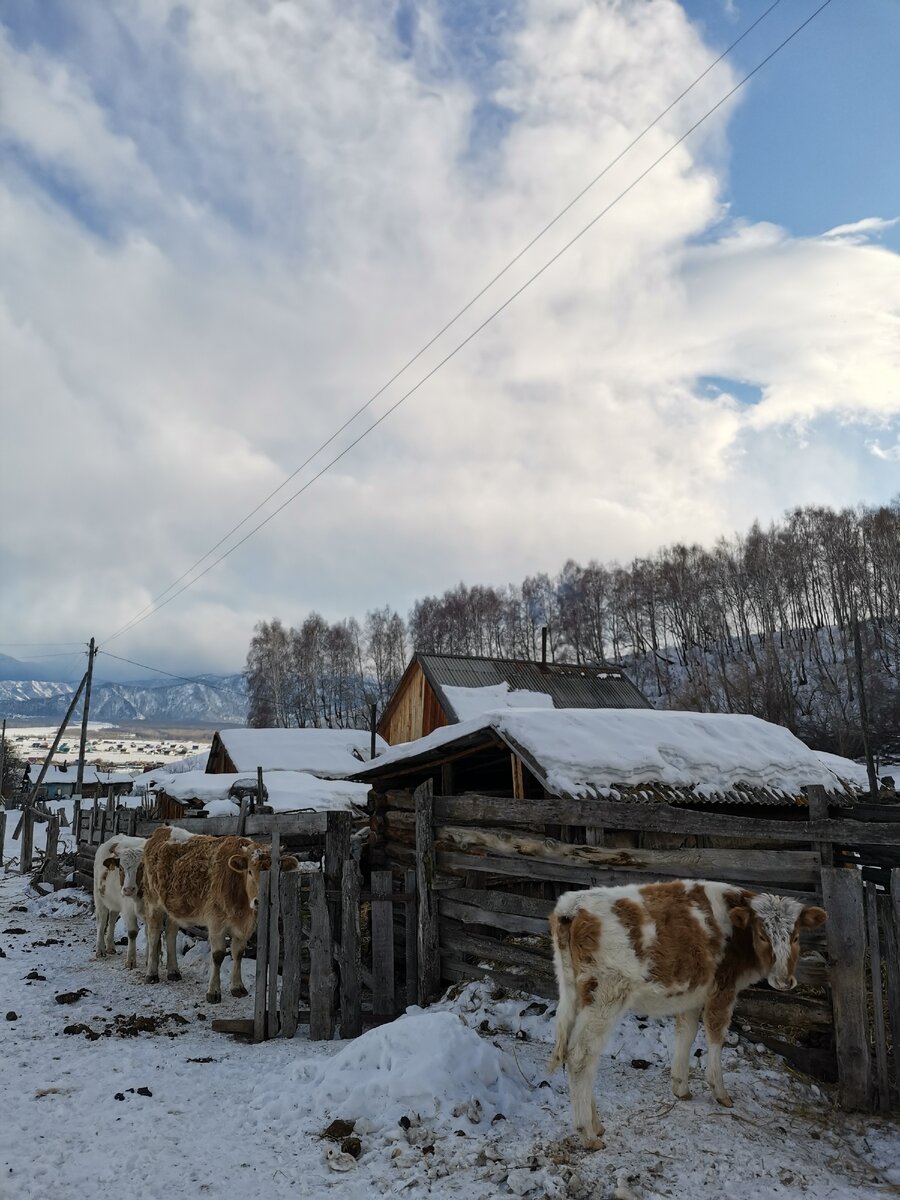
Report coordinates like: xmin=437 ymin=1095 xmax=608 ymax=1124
xmin=0 ymin=659 xmax=248 ymax=725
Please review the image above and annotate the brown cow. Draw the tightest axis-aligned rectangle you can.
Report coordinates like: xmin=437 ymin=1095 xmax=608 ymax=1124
xmin=141 ymin=826 xmax=297 ymax=1003
xmin=548 ymin=879 xmax=827 ymax=1149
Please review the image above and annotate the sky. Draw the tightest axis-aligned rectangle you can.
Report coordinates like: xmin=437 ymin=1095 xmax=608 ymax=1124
xmin=1 ymin=0 xmax=898 ymax=679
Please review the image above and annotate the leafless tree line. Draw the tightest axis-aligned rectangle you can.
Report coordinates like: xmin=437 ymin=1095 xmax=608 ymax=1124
xmin=246 ymin=499 xmax=899 ymax=757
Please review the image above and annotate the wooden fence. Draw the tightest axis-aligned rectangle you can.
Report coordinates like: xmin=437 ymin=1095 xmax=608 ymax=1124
xmin=378 ymin=781 xmax=900 ymax=1113
xmin=73 ymin=808 xmax=414 ymax=1042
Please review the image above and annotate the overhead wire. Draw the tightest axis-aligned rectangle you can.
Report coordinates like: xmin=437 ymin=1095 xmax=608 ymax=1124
xmin=100 ymin=0 xmax=787 ymax=646
xmin=97 ymin=650 xmax=233 ymax=692
xmin=103 ymin=0 xmax=835 ymax=647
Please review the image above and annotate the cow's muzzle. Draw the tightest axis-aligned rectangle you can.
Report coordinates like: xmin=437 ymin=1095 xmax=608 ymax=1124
xmin=123 ymin=886 xmax=137 ymax=898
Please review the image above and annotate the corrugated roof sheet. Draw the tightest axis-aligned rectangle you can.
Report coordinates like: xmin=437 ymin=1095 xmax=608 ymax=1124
xmin=418 ymin=653 xmax=650 ymax=716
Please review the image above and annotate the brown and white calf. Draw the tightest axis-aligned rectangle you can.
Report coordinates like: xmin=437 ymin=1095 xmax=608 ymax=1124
xmin=93 ymin=835 xmax=147 ymax=967
xmin=548 ymin=879 xmax=827 ymax=1149
xmin=141 ymin=826 xmax=297 ymax=1003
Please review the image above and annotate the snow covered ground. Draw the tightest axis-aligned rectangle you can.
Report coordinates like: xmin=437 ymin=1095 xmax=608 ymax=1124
xmin=1 ymin=871 xmax=896 ymax=1200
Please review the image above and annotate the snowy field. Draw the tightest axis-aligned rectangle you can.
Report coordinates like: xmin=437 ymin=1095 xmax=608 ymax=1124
xmin=1 ymin=874 xmax=897 ymax=1199
xmin=7 ymin=724 xmax=212 ymax=770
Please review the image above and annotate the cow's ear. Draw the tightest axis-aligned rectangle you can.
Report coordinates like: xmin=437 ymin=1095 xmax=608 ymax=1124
xmin=228 ymin=854 xmax=250 ymax=874
xmin=799 ymin=906 xmax=827 ymax=928
xmin=280 ymin=856 xmax=299 ymax=873
xmin=102 ymin=857 xmax=119 ymax=870
xmin=728 ymin=905 xmax=752 ymax=929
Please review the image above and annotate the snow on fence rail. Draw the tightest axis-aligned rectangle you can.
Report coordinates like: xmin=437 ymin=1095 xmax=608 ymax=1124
xmin=369 ymin=781 xmax=900 ymax=1114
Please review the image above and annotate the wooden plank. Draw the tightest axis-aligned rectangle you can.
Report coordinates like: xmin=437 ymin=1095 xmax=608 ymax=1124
xmin=821 ymin=867 xmax=872 ymax=1109
xmin=266 ymin=833 xmax=282 ymax=1041
xmin=325 ymin=810 xmax=351 ymax=970
xmin=436 ymin=848 xmax=818 ymax=890
xmin=0 ymin=811 xmax=5 ymax=866
xmin=440 ymin=925 xmax=554 ymax=978
xmin=134 ymin=811 xmax=329 ymax=839
xmin=433 ymin=794 xmax=900 ymax=847
xmin=439 ymin=896 xmax=550 ymax=937
xmin=339 ymin=858 xmax=363 ymax=1039
xmin=253 ymin=868 xmax=271 ymax=1043
xmin=733 ymin=989 xmax=834 ymax=1030
xmin=309 ymin=871 xmax=335 ymax=1040
xmin=449 ymin=887 xmax=554 ymax=921
xmin=865 ymin=882 xmax=890 ymax=1110
xmin=405 ymin=868 xmax=418 ymax=1009
xmin=371 ymin=870 xmax=395 ymax=1022
xmin=279 ymin=869 xmax=302 ymax=1039
xmin=44 ymin=815 xmax=60 ymax=881
xmin=885 ymin=872 xmax=900 ymax=1100
xmin=440 ymin=957 xmax=557 ymax=1000
xmin=415 ymin=781 xmax=441 ymax=1005
xmin=435 ymin=825 xmax=820 ymax=886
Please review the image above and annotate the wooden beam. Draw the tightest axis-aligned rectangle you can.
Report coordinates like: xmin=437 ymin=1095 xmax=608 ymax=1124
xmin=309 ymin=871 xmax=335 ymax=1040
xmin=821 ymin=867 xmax=872 ymax=1110
xmin=415 ymin=780 xmax=440 ymax=1005
xmin=371 ymin=870 xmax=395 ymax=1022
xmin=339 ymin=858 xmax=363 ymax=1039
xmin=279 ymin=869 xmax=302 ymax=1040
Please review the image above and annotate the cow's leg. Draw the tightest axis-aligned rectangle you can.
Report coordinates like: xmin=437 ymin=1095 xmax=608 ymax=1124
xmin=94 ymin=899 xmax=110 ymax=958
xmin=703 ymin=990 xmax=736 ymax=1107
xmin=145 ymin=905 xmax=165 ymax=984
xmin=565 ymin=980 xmax=627 ymax=1150
xmin=207 ymin=922 xmax=227 ymax=1004
xmin=105 ymin=908 xmax=119 ymax=955
xmin=165 ymin=919 xmax=181 ymax=981
xmin=230 ymin=933 xmax=249 ymax=998
xmin=671 ymin=1008 xmax=701 ymax=1099
xmin=124 ymin=909 xmax=139 ymax=969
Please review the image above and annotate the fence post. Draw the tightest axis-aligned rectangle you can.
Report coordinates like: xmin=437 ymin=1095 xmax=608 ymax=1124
xmin=21 ymin=807 xmax=35 ymax=874
xmin=886 ymin=870 xmax=900 ymax=1102
xmin=821 ymin=866 xmax=872 ymax=1109
xmin=266 ymin=833 xmax=282 ymax=1039
xmin=309 ymin=871 xmax=335 ymax=1039
xmin=339 ymin=858 xmax=362 ymax=1038
xmin=865 ymin=882 xmax=890 ymax=1110
xmin=405 ymin=867 xmax=418 ymax=1009
xmin=44 ymin=815 xmax=60 ymax=882
xmin=253 ymin=868 xmax=271 ymax=1043
xmin=279 ymin=869 xmax=302 ymax=1039
xmin=73 ymin=797 xmax=81 ymax=843
xmin=371 ymin=870 xmax=395 ymax=1023
xmin=415 ymin=780 xmax=440 ymax=1005
xmin=0 ymin=810 xmax=6 ymax=867
xmin=806 ymin=784 xmax=832 ymax=868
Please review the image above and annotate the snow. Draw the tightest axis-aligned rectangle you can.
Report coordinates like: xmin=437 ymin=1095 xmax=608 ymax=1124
xmin=811 ymin=751 xmax=872 ymax=791
xmin=355 ymin=708 xmax=850 ymax=798
xmin=1 ymin=872 xmax=895 ymax=1200
xmin=312 ymin=1010 xmax=528 ymax=1126
xmin=214 ymin=727 xmax=388 ymax=777
xmin=133 ymin=769 xmax=369 ymax=815
xmin=444 ymin=682 xmax=554 ymax=721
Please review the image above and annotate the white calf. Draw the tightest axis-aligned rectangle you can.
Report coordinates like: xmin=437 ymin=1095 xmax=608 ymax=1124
xmin=93 ymin=835 xmax=146 ymax=968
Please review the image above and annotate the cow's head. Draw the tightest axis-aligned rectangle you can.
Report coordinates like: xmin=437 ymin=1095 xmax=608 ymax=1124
xmin=102 ymin=846 xmax=144 ymax=898
xmin=227 ymin=848 xmax=300 ymax=912
xmin=729 ymin=893 xmax=827 ymax=990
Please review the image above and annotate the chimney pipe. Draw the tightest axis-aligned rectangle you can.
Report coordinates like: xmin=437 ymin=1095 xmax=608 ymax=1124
xmin=541 ymin=626 xmax=548 ymax=667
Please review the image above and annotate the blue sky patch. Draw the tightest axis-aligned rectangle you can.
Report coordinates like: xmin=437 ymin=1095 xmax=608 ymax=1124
xmin=699 ymin=375 xmax=763 ymax=406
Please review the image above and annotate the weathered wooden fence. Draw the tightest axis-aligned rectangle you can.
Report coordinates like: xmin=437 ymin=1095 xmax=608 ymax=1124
xmin=375 ymin=781 xmax=900 ymax=1113
xmin=74 ymin=808 xmax=414 ymax=1042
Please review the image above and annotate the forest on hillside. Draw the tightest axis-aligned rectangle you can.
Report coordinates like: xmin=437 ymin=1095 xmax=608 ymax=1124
xmin=245 ymin=500 xmax=900 ymax=761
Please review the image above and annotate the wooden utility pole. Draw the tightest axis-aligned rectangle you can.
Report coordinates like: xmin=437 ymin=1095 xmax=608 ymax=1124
xmin=851 ymin=607 xmax=879 ymax=801
xmin=26 ymin=671 xmax=89 ymax=809
xmin=0 ymin=717 xmax=6 ymax=806
xmin=75 ymin=638 xmax=97 ymax=799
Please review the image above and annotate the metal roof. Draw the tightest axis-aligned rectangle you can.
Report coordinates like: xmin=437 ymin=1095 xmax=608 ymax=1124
xmin=417 ymin=653 xmax=651 ymax=718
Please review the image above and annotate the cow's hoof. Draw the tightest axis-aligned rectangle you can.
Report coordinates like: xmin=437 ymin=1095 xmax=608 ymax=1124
xmin=124 ymin=962 xmax=134 ymax=971
xmin=547 ymin=1050 xmax=564 ymax=1075
xmin=716 ymin=1095 xmax=734 ymax=1109
xmin=206 ymin=991 xmax=221 ymax=1004
xmin=672 ymin=1081 xmax=691 ymax=1100
xmin=95 ymin=950 xmax=106 ymax=960
xmin=167 ymin=970 xmax=182 ymax=982
xmin=231 ymin=986 xmax=248 ymax=998
xmin=578 ymin=1132 xmax=605 ymax=1152
xmin=146 ymin=973 xmax=159 ymax=985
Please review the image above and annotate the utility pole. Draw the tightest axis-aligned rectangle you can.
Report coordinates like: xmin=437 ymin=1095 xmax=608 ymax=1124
xmin=851 ymin=606 xmax=879 ymax=802
xmin=76 ymin=638 xmax=97 ymax=798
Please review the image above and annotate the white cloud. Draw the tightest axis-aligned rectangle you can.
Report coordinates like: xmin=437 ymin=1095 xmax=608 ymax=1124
xmin=1 ymin=1 xmax=899 ymax=673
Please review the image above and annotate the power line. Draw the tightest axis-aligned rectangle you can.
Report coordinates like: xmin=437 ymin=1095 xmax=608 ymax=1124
xmin=97 ymin=650 xmax=234 ymax=692
xmin=101 ymin=0 xmax=785 ymax=646
xmin=0 ymin=641 xmax=84 ymax=648
xmin=104 ymin=0 xmax=835 ymax=646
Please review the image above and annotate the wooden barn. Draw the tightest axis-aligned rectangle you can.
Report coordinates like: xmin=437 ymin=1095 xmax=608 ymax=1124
xmin=376 ymin=651 xmax=650 ymax=746
xmin=205 ymin=727 xmax=387 ymax=776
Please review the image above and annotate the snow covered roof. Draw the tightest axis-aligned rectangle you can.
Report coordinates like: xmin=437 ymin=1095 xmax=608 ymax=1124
xmin=153 ymin=769 xmax=368 ymax=815
xmin=811 ymin=750 xmax=872 ymax=791
xmin=443 ymin=682 xmax=554 ymax=721
xmin=354 ymin=708 xmax=855 ymax=804
xmin=36 ymin=765 xmax=135 ymax=787
xmin=209 ymin=727 xmax=387 ymax=777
